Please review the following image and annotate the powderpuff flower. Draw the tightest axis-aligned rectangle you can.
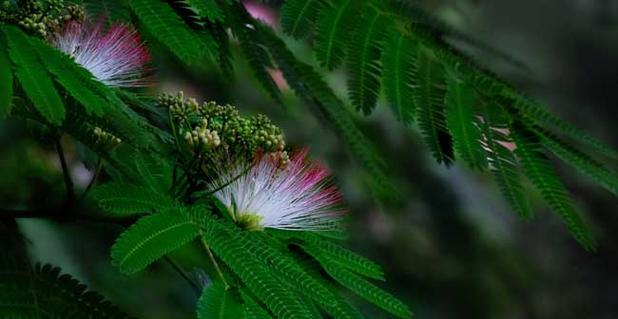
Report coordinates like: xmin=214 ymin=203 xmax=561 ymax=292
xmin=212 ymin=149 xmax=345 ymax=231
xmin=52 ymin=20 xmax=150 ymax=87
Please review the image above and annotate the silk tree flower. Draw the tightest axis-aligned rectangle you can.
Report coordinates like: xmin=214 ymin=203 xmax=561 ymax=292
xmin=212 ymin=149 xmax=345 ymax=231
xmin=52 ymin=20 xmax=150 ymax=87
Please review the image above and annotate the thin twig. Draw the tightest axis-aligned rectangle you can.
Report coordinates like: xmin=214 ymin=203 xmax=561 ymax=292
xmin=55 ymin=136 xmax=75 ymax=203
xmin=201 ymin=237 xmax=228 ymax=289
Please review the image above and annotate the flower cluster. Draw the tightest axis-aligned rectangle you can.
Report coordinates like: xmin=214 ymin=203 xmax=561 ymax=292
xmin=212 ymin=149 xmax=344 ymax=231
xmin=52 ymin=19 xmax=151 ymax=88
xmin=0 ymin=0 xmax=84 ymax=38
xmin=159 ymin=91 xmax=287 ymax=166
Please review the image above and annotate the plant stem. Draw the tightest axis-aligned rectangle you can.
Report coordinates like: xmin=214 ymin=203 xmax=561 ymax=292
xmin=55 ymin=136 xmax=75 ymax=203
xmin=163 ymin=256 xmax=201 ymax=297
xmin=201 ymin=237 xmax=229 ymax=289
xmin=78 ymin=158 xmax=102 ymax=203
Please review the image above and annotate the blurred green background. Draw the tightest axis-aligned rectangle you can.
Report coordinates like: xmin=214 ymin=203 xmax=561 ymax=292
xmin=2 ymin=0 xmax=617 ymax=318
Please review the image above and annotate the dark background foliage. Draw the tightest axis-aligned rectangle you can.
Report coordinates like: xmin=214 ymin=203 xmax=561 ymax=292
xmin=2 ymin=0 xmax=617 ymax=318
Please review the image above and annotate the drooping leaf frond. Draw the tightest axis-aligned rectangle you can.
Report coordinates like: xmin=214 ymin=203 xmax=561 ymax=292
xmin=238 ymin=231 xmax=367 ymax=318
xmin=203 ymin=220 xmax=315 ymax=319
xmin=304 ymin=245 xmax=411 ymax=319
xmin=256 ymin=22 xmax=397 ymax=201
xmin=2 ymin=25 xmax=65 ymax=125
xmin=313 ymin=0 xmax=359 ymax=70
xmin=481 ymin=102 xmax=533 ymax=220
xmin=414 ymin=49 xmax=453 ymax=165
xmin=264 ymin=0 xmax=618 ymax=248
xmin=382 ymin=32 xmax=417 ymax=126
xmin=272 ymin=230 xmax=384 ymax=280
xmin=346 ymin=5 xmax=386 ymax=115
xmin=511 ymin=123 xmax=596 ymax=250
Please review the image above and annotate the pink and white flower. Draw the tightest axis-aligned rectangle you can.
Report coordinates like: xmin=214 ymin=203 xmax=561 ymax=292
xmin=212 ymin=149 xmax=345 ymax=231
xmin=53 ymin=20 xmax=150 ymax=87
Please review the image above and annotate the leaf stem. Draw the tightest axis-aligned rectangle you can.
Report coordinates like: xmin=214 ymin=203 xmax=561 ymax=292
xmin=201 ymin=237 xmax=229 ymax=289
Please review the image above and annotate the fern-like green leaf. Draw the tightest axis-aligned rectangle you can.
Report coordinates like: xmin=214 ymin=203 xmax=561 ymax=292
xmin=2 ymin=25 xmax=65 ymax=125
xmin=307 ymin=246 xmax=411 ymax=318
xmin=533 ymin=126 xmax=618 ymax=195
xmin=130 ymin=0 xmax=203 ymax=65
xmin=382 ymin=32 xmax=417 ymax=126
xmin=445 ymin=75 xmax=487 ymax=170
xmin=481 ymin=102 xmax=533 ymax=220
xmin=511 ymin=124 xmax=596 ymax=250
xmin=254 ymin=232 xmax=364 ymax=319
xmin=314 ymin=0 xmax=359 ymax=70
xmin=0 ymin=35 xmax=13 ymax=118
xmin=32 ymin=39 xmax=107 ymax=116
xmin=281 ymin=0 xmax=325 ymax=39
xmin=346 ymin=6 xmax=386 ymax=115
xmin=197 ymin=283 xmax=243 ymax=319
xmin=203 ymin=221 xmax=314 ymax=319
xmin=186 ymin=0 xmax=224 ymax=22
xmin=111 ymin=211 xmax=200 ymax=274
xmin=91 ymin=182 xmax=177 ymax=217
xmin=414 ymin=48 xmax=453 ymax=165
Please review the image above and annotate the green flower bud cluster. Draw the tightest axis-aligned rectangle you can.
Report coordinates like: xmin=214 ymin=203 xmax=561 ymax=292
xmin=183 ymin=118 xmax=221 ymax=151
xmin=158 ymin=91 xmax=288 ymax=166
xmin=93 ymin=126 xmax=122 ymax=147
xmin=0 ymin=0 xmax=84 ymax=38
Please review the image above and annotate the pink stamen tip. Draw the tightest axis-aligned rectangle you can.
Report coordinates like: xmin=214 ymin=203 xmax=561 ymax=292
xmin=212 ymin=148 xmax=346 ymax=231
xmin=53 ymin=19 xmax=152 ymax=88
